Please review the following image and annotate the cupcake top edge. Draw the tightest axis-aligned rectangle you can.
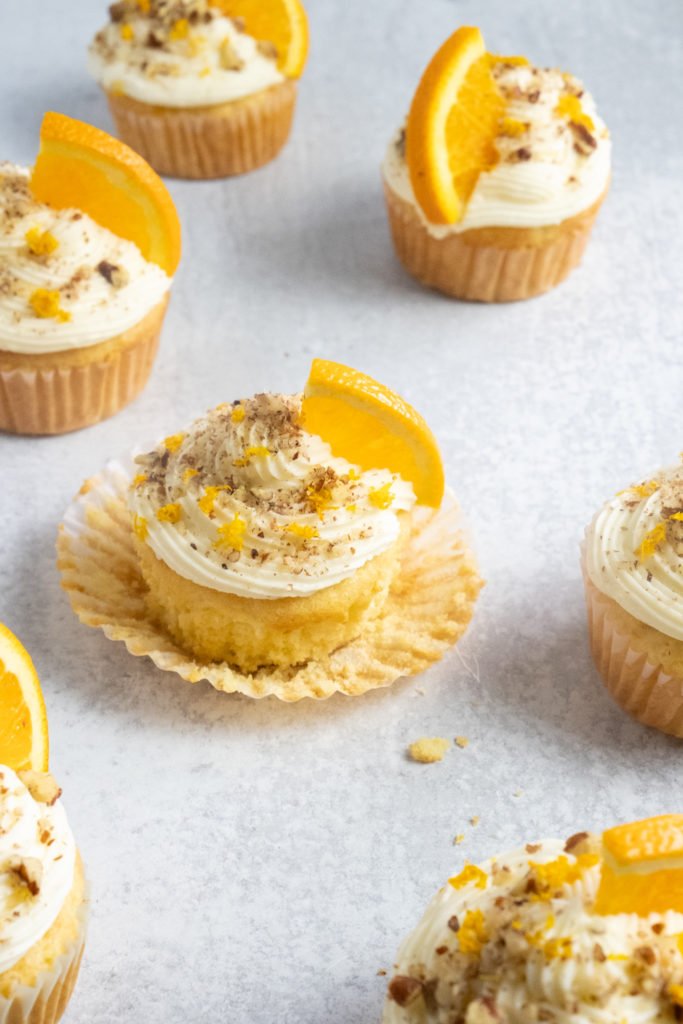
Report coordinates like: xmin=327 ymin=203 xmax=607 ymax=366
xmin=0 ymin=163 xmax=170 ymax=354
xmin=384 ymin=818 xmax=683 ymax=1023
xmin=585 ymin=463 xmax=683 ymax=641
xmin=128 ymin=392 xmax=418 ymax=600
xmin=0 ymin=765 xmax=76 ymax=975
xmin=89 ymin=0 xmax=286 ymax=108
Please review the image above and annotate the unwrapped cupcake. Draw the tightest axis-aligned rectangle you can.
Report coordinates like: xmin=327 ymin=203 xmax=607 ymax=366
xmin=0 ymin=112 xmax=180 ymax=435
xmin=583 ymin=463 xmax=683 ymax=737
xmin=383 ymin=26 xmax=610 ymax=302
xmin=384 ymin=815 xmax=683 ymax=1022
xmin=88 ymin=0 xmax=309 ymax=179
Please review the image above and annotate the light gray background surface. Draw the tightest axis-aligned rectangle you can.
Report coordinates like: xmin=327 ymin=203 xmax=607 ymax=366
xmin=1 ymin=1 xmax=682 ymax=1021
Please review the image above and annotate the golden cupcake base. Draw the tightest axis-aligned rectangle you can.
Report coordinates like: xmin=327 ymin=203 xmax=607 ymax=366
xmin=57 ymin=457 xmax=483 ymax=702
xmin=106 ymin=81 xmax=297 ymax=179
xmin=383 ymin=180 xmax=607 ymax=302
xmin=0 ymin=298 xmax=168 ymax=436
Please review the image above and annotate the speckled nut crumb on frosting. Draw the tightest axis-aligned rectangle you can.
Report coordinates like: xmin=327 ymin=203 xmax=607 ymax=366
xmin=88 ymin=0 xmax=307 ymax=178
xmin=583 ymin=461 xmax=683 ymax=737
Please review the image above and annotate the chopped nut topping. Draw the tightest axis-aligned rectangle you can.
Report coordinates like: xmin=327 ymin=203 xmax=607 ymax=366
xmin=97 ymin=260 xmax=130 ymax=288
xmin=17 ymin=771 xmax=62 ymax=806
xmin=8 ymin=857 xmax=43 ymax=896
xmin=387 ymin=975 xmax=424 ymax=1008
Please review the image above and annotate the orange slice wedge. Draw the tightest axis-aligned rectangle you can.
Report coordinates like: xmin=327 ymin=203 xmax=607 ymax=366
xmin=406 ymin=26 xmax=505 ymax=224
xmin=300 ymin=359 xmax=445 ymax=508
xmin=0 ymin=622 xmax=48 ymax=773
xmin=214 ymin=0 xmax=309 ymax=78
xmin=31 ymin=112 xmax=181 ymax=275
xmin=595 ymin=815 xmax=683 ymax=915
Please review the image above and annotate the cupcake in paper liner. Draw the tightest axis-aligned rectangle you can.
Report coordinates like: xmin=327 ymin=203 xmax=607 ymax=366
xmin=88 ymin=0 xmax=309 ymax=179
xmin=383 ymin=815 xmax=683 ymax=1022
xmin=57 ymin=359 xmax=483 ymax=701
xmin=583 ymin=460 xmax=683 ymax=737
xmin=0 ymin=113 xmax=181 ymax=435
xmin=382 ymin=26 xmax=610 ymax=302
xmin=0 ymin=767 xmax=87 ymax=1024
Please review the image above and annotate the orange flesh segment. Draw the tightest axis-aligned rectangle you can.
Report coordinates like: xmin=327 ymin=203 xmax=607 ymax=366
xmin=212 ymin=0 xmax=309 ymax=78
xmin=0 ymin=622 xmax=48 ymax=773
xmin=406 ymin=26 xmax=505 ymax=225
xmin=595 ymin=815 xmax=683 ymax=916
xmin=31 ymin=112 xmax=181 ymax=275
xmin=301 ymin=359 xmax=445 ymax=508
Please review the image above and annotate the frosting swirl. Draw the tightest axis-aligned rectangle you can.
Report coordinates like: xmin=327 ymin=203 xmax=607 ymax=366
xmin=89 ymin=1 xmax=284 ymax=108
xmin=585 ymin=467 xmax=683 ymax=641
xmin=384 ymin=838 xmax=683 ymax=1023
xmin=383 ymin=61 xmax=611 ymax=234
xmin=0 ymin=165 xmax=170 ymax=354
xmin=0 ymin=766 xmax=76 ymax=975
xmin=128 ymin=393 xmax=416 ymax=599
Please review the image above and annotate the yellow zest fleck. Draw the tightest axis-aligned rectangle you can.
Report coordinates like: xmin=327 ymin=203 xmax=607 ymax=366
xmin=500 ymin=117 xmax=527 ymax=137
xmin=511 ymin=918 xmax=523 ymax=931
xmin=214 ymin=514 xmax=246 ymax=552
xmin=458 ymin=909 xmax=488 ymax=956
xmin=669 ymin=983 xmax=683 ymax=1007
xmin=156 ymin=503 xmax=182 ymax=524
xmin=169 ymin=18 xmax=189 ymax=41
xmin=29 ymin=289 xmax=70 ymax=322
xmin=231 ymin=404 xmax=246 ymax=423
xmin=635 ymin=522 xmax=667 ymax=562
xmin=284 ymin=522 xmax=319 ymax=540
xmin=529 ymin=854 xmax=599 ymax=898
xmin=132 ymin=473 xmax=147 ymax=487
xmin=677 ymin=935 xmax=683 ymax=957
xmin=617 ymin=480 xmax=660 ymax=500
xmin=368 ymin=482 xmax=394 ymax=510
xmin=448 ymin=864 xmax=488 ymax=891
xmin=348 ymin=468 xmax=360 ymax=481
xmin=543 ymin=937 xmax=573 ymax=960
xmin=136 ymin=0 xmax=150 ymax=11
xmin=555 ymin=94 xmax=595 ymax=132
xmin=132 ymin=515 xmax=148 ymax=541
xmin=199 ymin=67 xmax=212 ymax=78
xmin=346 ymin=504 xmax=357 ymax=514
xmin=545 ymin=914 xmax=556 ymax=930
xmin=188 ymin=34 xmax=206 ymax=56
xmin=233 ymin=445 xmax=271 ymax=468
xmin=306 ymin=485 xmax=335 ymax=518
xmin=182 ymin=467 xmax=199 ymax=483
xmin=670 ymin=512 xmax=683 ymax=522
xmin=120 ymin=23 xmax=134 ymax=40
xmin=198 ymin=485 xmax=230 ymax=516
xmin=25 ymin=226 xmax=59 ymax=257
xmin=164 ymin=433 xmax=185 ymax=453
xmin=607 ymin=953 xmax=629 ymax=962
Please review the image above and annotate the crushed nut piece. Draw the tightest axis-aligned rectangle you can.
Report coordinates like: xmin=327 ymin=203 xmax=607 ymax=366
xmin=387 ymin=975 xmax=424 ymax=1008
xmin=17 ymin=770 xmax=62 ymax=806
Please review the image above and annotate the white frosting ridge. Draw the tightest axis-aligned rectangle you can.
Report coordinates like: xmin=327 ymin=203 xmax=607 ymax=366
xmin=88 ymin=7 xmax=284 ymax=108
xmin=0 ymin=766 xmax=76 ymax=975
xmin=384 ymin=839 xmax=683 ymax=1024
xmin=585 ymin=468 xmax=683 ymax=641
xmin=0 ymin=165 xmax=170 ymax=354
xmin=382 ymin=62 xmax=611 ymax=234
xmin=128 ymin=394 xmax=416 ymax=600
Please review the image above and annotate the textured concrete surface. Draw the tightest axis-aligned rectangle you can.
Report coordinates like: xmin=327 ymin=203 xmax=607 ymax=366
xmin=1 ymin=1 xmax=682 ymax=1021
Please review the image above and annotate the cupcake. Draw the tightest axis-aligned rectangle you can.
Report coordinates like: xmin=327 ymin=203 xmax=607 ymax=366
xmin=58 ymin=359 xmax=483 ymax=699
xmin=384 ymin=815 xmax=683 ymax=1022
xmin=583 ymin=462 xmax=683 ymax=737
xmin=88 ymin=0 xmax=309 ymax=179
xmin=383 ymin=26 xmax=610 ymax=302
xmin=0 ymin=112 xmax=180 ymax=435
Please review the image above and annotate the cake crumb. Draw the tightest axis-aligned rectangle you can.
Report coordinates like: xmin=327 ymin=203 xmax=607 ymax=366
xmin=408 ymin=737 xmax=449 ymax=763
xmin=513 ymin=789 xmax=524 ymax=798
xmin=470 ymin=815 xmax=480 ymax=827
xmin=454 ymin=833 xmax=465 ymax=845
xmin=377 ymin=968 xmax=387 ymax=976
xmin=455 ymin=736 xmax=469 ymax=749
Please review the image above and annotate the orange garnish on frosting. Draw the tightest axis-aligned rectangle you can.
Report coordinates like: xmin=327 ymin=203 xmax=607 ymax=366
xmin=284 ymin=522 xmax=319 ymax=540
xmin=457 ymin=909 xmax=487 ymax=954
xmin=635 ymin=522 xmax=667 ymax=562
xmin=25 ymin=227 xmax=59 ymax=256
xmin=212 ymin=0 xmax=309 ymax=78
xmin=405 ymin=26 xmax=505 ymax=224
xmin=214 ymin=514 xmax=247 ymax=552
xmin=595 ymin=815 xmax=683 ymax=916
xmin=617 ymin=480 xmax=660 ymax=500
xmin=156 ymin=503 xmax=182 ymax=524
xmin=29 ymin=289 xmax=70 ymax=322
xmin=555 ymin=94 xmax=594 ymax=132
xmin=449 ymin=864 xmax=488 ymax=890
xmin=301 ymin=359 xmax=444 ymax=508
xmin=0 ymin=623 xmax=49 ymax=773
xmin=31 ymin=113 xmax=181 ymax=275
xmin=164 ymin=433 xmax=185 ymax=452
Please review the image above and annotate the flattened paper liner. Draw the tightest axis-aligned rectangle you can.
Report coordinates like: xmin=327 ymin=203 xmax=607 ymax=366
xmin=57 ymin=456 xmax=483 ymax=701
xmin=582 ymin=556 xmax=683 ymax=737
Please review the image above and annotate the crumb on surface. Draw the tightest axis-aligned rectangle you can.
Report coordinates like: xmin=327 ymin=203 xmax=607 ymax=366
xmin=455 ymin=735 xmax=469 ymax=749
xmin=408 ymin=737 xmax=450 ymax=763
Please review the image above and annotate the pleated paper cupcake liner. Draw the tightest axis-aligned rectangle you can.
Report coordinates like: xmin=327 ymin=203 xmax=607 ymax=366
xmin=384 ymin=181 xmax=603 ymax=302
xmin=0 ymin=899 xmax=87 ymax=1024
xmin=583 ymin=563 xmax=683 ymax=737
xmin=57 ymin=453 xmax=483 ymax=701
xmin=107 ymin=81 xmax=297 ymax=179
xmin=0 ymin=299 xmax=167 ymax=436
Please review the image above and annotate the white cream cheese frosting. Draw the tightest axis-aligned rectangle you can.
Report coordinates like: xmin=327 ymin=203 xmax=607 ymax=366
xmin=585 ymin=467 xmax=683 ymax=642
xmin=0 ymin=164 xmax=170 ymax=354
xmin=128 ymin=393 xmax=416 ymax=599
xmin=383 ymin=61 xmax=611 ymax=235
xmin=384 ymin=837 xmax=683 ymax=1024
xmin=88 ymin=1 xmax=284 ymax=108
xmin=0 ymin=766 xmax=76 ymax=975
